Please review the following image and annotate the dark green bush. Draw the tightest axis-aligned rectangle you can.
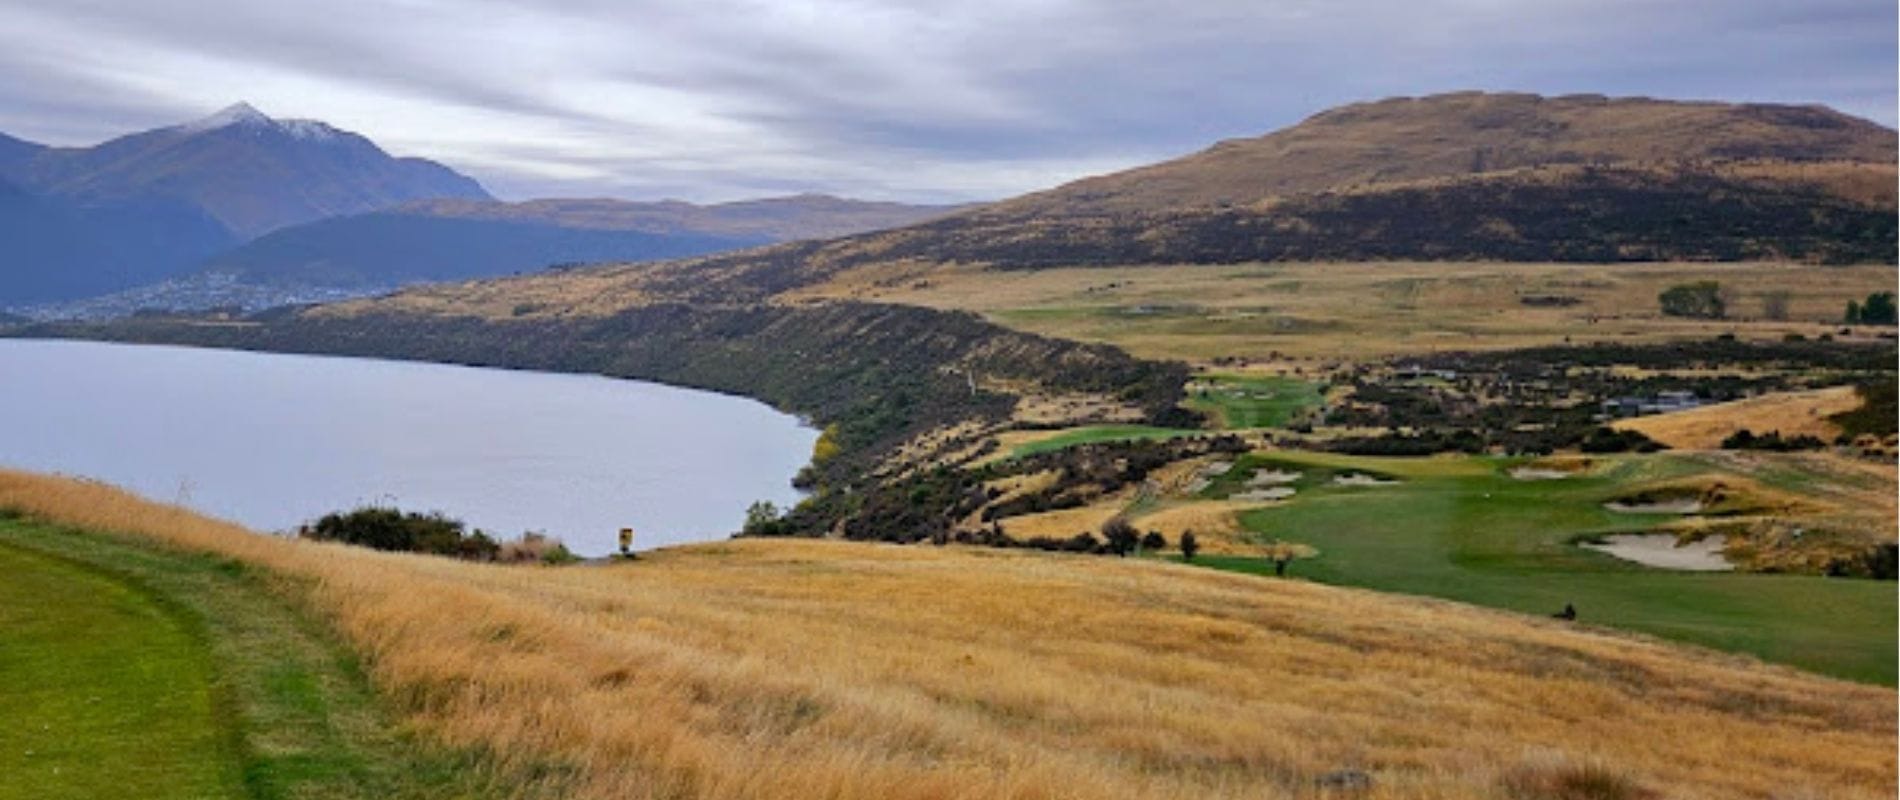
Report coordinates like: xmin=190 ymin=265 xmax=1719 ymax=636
xmin=303 ymin=507 xmax=493 ymax=558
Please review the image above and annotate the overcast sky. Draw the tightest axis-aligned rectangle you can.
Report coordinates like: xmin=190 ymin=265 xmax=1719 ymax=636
xmin=0 ymin=1 xmax=1892 ymax=203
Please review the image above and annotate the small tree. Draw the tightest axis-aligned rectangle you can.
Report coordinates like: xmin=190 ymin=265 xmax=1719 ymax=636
xmin=1180 ymin=530 xmax=1200 ymax=562
xmin=1846 ymin=300 xmax=1862 ymax=324
xmin=1140 ymin=531 xmax=1167 ymax=554
xmin=1859 ymin=291 xmax=1897 ymax=326
xmin=1760 ymin=291 xmax=1790 ymax=321
xmin=1101 ymin=517 xmax=1140 ymax=557
xmin=742 ymin=500 xmax=784 ymax=536
xmin=1658 ymin=281 xmax=1726 ymax=319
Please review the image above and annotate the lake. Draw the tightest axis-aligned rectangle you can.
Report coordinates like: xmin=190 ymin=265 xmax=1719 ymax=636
xmin=0 ymin=339 xmax=816 ymax=555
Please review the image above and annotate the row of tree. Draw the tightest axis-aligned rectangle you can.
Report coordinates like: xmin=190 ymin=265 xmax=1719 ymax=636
xmin=1659 ymin=283 xmax=1898 ymax=326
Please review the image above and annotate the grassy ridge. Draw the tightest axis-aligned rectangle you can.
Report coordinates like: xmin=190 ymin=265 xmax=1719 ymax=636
xmin=0 ymin=517 xmax=526 ymax=800
xmin=1196 ymin=452 xmax=1898 ymax=683
xmin=3 ymin=468 xmax=1895 ymax=800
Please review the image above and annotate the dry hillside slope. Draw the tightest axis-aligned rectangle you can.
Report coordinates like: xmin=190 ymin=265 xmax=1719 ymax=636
xmin=1 ymin=470 xmax=1893 ymax=800
xmin=992 ymin=91 xmax=1898 ymax=218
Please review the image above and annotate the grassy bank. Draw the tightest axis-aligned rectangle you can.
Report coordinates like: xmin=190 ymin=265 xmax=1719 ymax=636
xmin=1194 ymin=452 xmax=1898 ymax=684
xmin=0 ymin=516 xmax=529 ymax=800
xmin=1 ymin=469 xmax=1893 ymax=800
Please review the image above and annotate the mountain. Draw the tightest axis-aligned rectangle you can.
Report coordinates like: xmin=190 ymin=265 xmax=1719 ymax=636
xmin=197 ymin=194 xmax=960 ymax=290
xmin=11 ymin=103 xmax=490 ymax=238
xmin=0 ymin=132 xmax=43 ymax=177
xmin=513 ymin=92 xmax=1897 ymax=305
xmin=991 ymin=92 xmax=1897 ymax=219
xmin=0 ymin=103 xmax=490 ymax=305
xmin=0 ymin=174 xmax=234 ymax=305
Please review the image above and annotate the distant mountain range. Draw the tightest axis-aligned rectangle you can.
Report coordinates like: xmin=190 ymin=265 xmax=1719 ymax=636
xmin=0 ymin=104 xmax=958 ymax=311
xmin=201 ymin=194 xmax=961 ymax=290
xmin=0 ymin=103 xmax=489 ymax=305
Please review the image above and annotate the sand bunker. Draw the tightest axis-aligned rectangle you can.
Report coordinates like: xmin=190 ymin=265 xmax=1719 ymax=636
xmin=1509 ymin=467 xmax=1571 ymax=481
xmin=1247 ymin=469 xmax=1302 ymax=486
xmin=1333 ymin=473 xmax=1397 ymax=487
xmin=1231 ymin=487 xmax=1297 ymax=502
xmin=1582 ymin=534 xmax=1733 ymax=571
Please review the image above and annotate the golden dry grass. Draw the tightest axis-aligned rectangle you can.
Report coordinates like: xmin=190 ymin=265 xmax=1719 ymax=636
xmin=2 ymin=469 xmax=1894 ymax=800
xmin=994 ymin=488 xmax=1133 ymax=540
xmin=797 ymin=261 xmax=1897 ymax=361
xmin=1126 ymin=500 xmax=1270 ymax=556
xmin=1613 ymin=386 xmax=1864 ymax=450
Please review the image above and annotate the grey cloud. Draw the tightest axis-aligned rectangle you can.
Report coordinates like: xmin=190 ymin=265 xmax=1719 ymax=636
xmin=0 ymin=0 xmax=1890 ymax=203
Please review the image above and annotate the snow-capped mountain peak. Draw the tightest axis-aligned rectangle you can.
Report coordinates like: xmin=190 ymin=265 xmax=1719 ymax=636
xmin=182 ymin=102 xmax=274 ymax=133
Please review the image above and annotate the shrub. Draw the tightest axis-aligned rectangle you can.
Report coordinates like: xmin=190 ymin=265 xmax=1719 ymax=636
xmin=742 ymin=500 xmax=787 ymax=536
xmin=498 ymin=532 xmax=578 ymax=565
xmin=1829 ymin=382 xmax=1899 ymax=438
xmin=1847 ymin=291 xmax=1897 ymax=325
xmin=1180 ymin=530 xmax=1200 ymax=562
xmin=1658 ymin=281 xmax=1726 ymax=319
xmin=1140 ymin=531 xmax=1167 ymax=553
xmin=1101 ymin=518 xmax=1140 ymax=557
xmin=303 ymin=507 xmax=496 ymax=559
xmin=1579 ymin=427 xmax=1664 ymax=454
xmin=1719 ymin=429 xmax=1825 ymax=452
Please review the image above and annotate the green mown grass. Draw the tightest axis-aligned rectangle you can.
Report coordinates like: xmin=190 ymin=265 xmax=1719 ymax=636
xmin=1008 ymin=425 xmax=1202 ymax=458
xmin=0 ymin=517 xmax=542 ymax=800
xmin=1184 ymin=374 xmax=1325 ymax=429
xmin=0 ymin=538 xmax=240 ymax=800
xmin=1194 ymin=452 xmax=1898 ymax=685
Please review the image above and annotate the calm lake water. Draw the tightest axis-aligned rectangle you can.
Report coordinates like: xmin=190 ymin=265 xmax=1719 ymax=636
xmin=0 ymin=339 xmax=816 ymax=555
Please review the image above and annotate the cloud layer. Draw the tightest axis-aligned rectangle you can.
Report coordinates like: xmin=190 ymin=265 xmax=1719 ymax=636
xmin=1 ymin=1 xmax=1892 ymax=202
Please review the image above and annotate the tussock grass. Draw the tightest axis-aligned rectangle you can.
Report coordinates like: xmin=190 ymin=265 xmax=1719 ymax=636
xmin=1 ymin=469 xmax=1893 ymax=800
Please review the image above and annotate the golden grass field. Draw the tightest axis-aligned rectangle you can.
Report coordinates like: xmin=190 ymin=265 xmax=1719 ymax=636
xmin=792 ymin=261 xmax=1897 ymax=361
xmin=1612 ymin=386 xmax=1864 ymax=449
xmin=3 ymin=469 xmax=1893 ymax=800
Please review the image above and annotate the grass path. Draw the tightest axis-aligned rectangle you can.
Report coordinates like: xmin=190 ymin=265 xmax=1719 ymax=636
xmin=0 ymin=539 xmax=241 ymax=800
xmin=1197 ymin=452 xmax=1898 ymax=684
xmin=0 ymin=517 xmax=523 ymax=800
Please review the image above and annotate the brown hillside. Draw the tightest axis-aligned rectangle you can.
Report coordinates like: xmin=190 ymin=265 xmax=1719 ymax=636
xmin=992 ymin=91 xmax=1898 ymax=218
